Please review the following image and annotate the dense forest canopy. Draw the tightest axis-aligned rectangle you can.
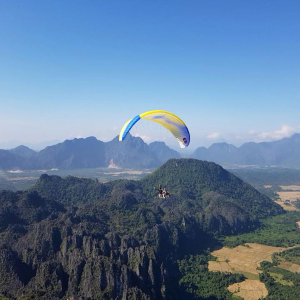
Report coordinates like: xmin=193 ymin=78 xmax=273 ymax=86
xmin=0 ymin=159 xmax=293 ymax=299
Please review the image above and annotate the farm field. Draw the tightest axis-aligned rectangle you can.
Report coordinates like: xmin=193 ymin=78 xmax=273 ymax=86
xmin=274 ymin=190 xmax=300 ymax=211
xmin=273 ymin=189 xmax=300 ymax=211
xmin=274 ymin=200 xmax=299 ymax=211
xmin=219 ymin=212 xmax=300 ymax=299
xmin=280 ymin=185 xmax=300 ymax=190
xmin=209 ymin=243 xmax=296 ymax=300
xmin=227 ymin=279 xmax=268 ymax=300
xmin=209 ymin=243 xmax=291 ymax=276
xmin=277 ymin=191 xmax=300 ymax=201
xmin=279 ymin=261 xmax=300 ymax=273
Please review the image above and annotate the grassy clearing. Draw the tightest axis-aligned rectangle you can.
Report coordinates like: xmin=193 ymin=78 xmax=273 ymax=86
xmin=232 ymin=295 xmax=244 ymax=300
xmin=209 ymin=243 xmax=291 ymax=276
xmin=277 ymin=191 xmax=300 ymax=201
xmin=217 ymin=203 xmax=300 ymax=299
xmin=274 ymin=200 xmax=299 ymax=211
xmin=209 ymin=243 xmax=300 ymax=300
xmin=273 ymin=246 xmax=300 ymax=273
xmin=279 ymin=261 xmax=300 ymax=273
xmin=209 ymin=261 xmax=231 ymax=272
xmin=275 ymin=190 xmax=300 ymax=211
xmin=227 ymin=279 xmax=268 ymax=300
xmin=280 ymin=185 xmax=300 ymax=191
xmin=178 ymin=254 xmax=245 ymax=300
xmin=269 ymin=271 xmax=293 ymax=286
xmin=231 ymin=270 xmax=259 ymax=280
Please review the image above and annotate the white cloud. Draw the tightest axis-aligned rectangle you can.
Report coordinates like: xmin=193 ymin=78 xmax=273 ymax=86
xmin=257 ymin=125 xmax=295 ymax=141
xmin=134 ymin=134 xmax=152 ymax=143
xmin=236 ymin=135 xmax=245 ymax=140
xmin=207 ymin=132 xmax=220 ymax=139
xmin=248 ymin=130 xmax=256 ymax=135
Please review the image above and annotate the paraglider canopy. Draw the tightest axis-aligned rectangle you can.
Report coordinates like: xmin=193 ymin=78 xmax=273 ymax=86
xmin=119 ymin=110 xmax=190 ymax=148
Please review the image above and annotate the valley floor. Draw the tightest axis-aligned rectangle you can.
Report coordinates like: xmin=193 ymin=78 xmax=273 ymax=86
xmin=0 ymin=167 xmax=151 ymax=190
xmin=209 ymin=243 xmax=298 ymax=300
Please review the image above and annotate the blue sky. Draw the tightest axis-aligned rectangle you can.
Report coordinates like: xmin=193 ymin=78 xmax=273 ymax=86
xmin=0 ymin=0 xmax=299 ymax=150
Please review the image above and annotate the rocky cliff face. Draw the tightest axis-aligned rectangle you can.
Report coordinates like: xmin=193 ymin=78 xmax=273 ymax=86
xmin=0 ymin=159 xmax=283 ymax=299
xmin=0 ymin=190 xmax=202 ymax=299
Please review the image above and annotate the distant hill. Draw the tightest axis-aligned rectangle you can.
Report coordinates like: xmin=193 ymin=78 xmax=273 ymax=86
xmin=0 ymin=149 xmax=24 ymax=170
xmin=191 ymin=133 xmax=300 ymax=168
xmin=34 ymin=136 xmax=106 ymax=169
xmin=0 ymin=135 xmax=181 ymax=170
xmin=9 ymin=145 xmax=36 ymax=158
xmin=3 ymin=133 xmax=300 ymax=171
xmin=105 ymin=135 xmax=159 ymax=168
xmin=0 ymin=158 xmax=283 ymax=299
xmin=149 ymin=141 xmax=181 ymax=164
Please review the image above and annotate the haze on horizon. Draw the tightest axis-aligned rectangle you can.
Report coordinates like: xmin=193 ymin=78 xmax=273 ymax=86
xmin=0 ymin=1 xmax=299 ymax=150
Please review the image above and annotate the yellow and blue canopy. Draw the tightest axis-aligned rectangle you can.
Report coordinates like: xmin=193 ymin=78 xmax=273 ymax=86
xmin=119 ymin=110 xmax=190 ymax=148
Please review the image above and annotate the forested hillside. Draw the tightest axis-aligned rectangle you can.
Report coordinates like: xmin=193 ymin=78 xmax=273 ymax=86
xmin=0 ymin=159 xmax=284 ymax=299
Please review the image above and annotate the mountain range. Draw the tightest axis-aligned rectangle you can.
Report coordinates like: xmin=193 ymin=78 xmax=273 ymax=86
xmin=0 ymin=135 xmax=180 ymax=170
xmin=0 ymin=159 xmax=283 ymax=299
xmin=191 ymin=133 xmax=300 ymax=168
xmin=1 ymin=134 xmax=300 ymax=170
